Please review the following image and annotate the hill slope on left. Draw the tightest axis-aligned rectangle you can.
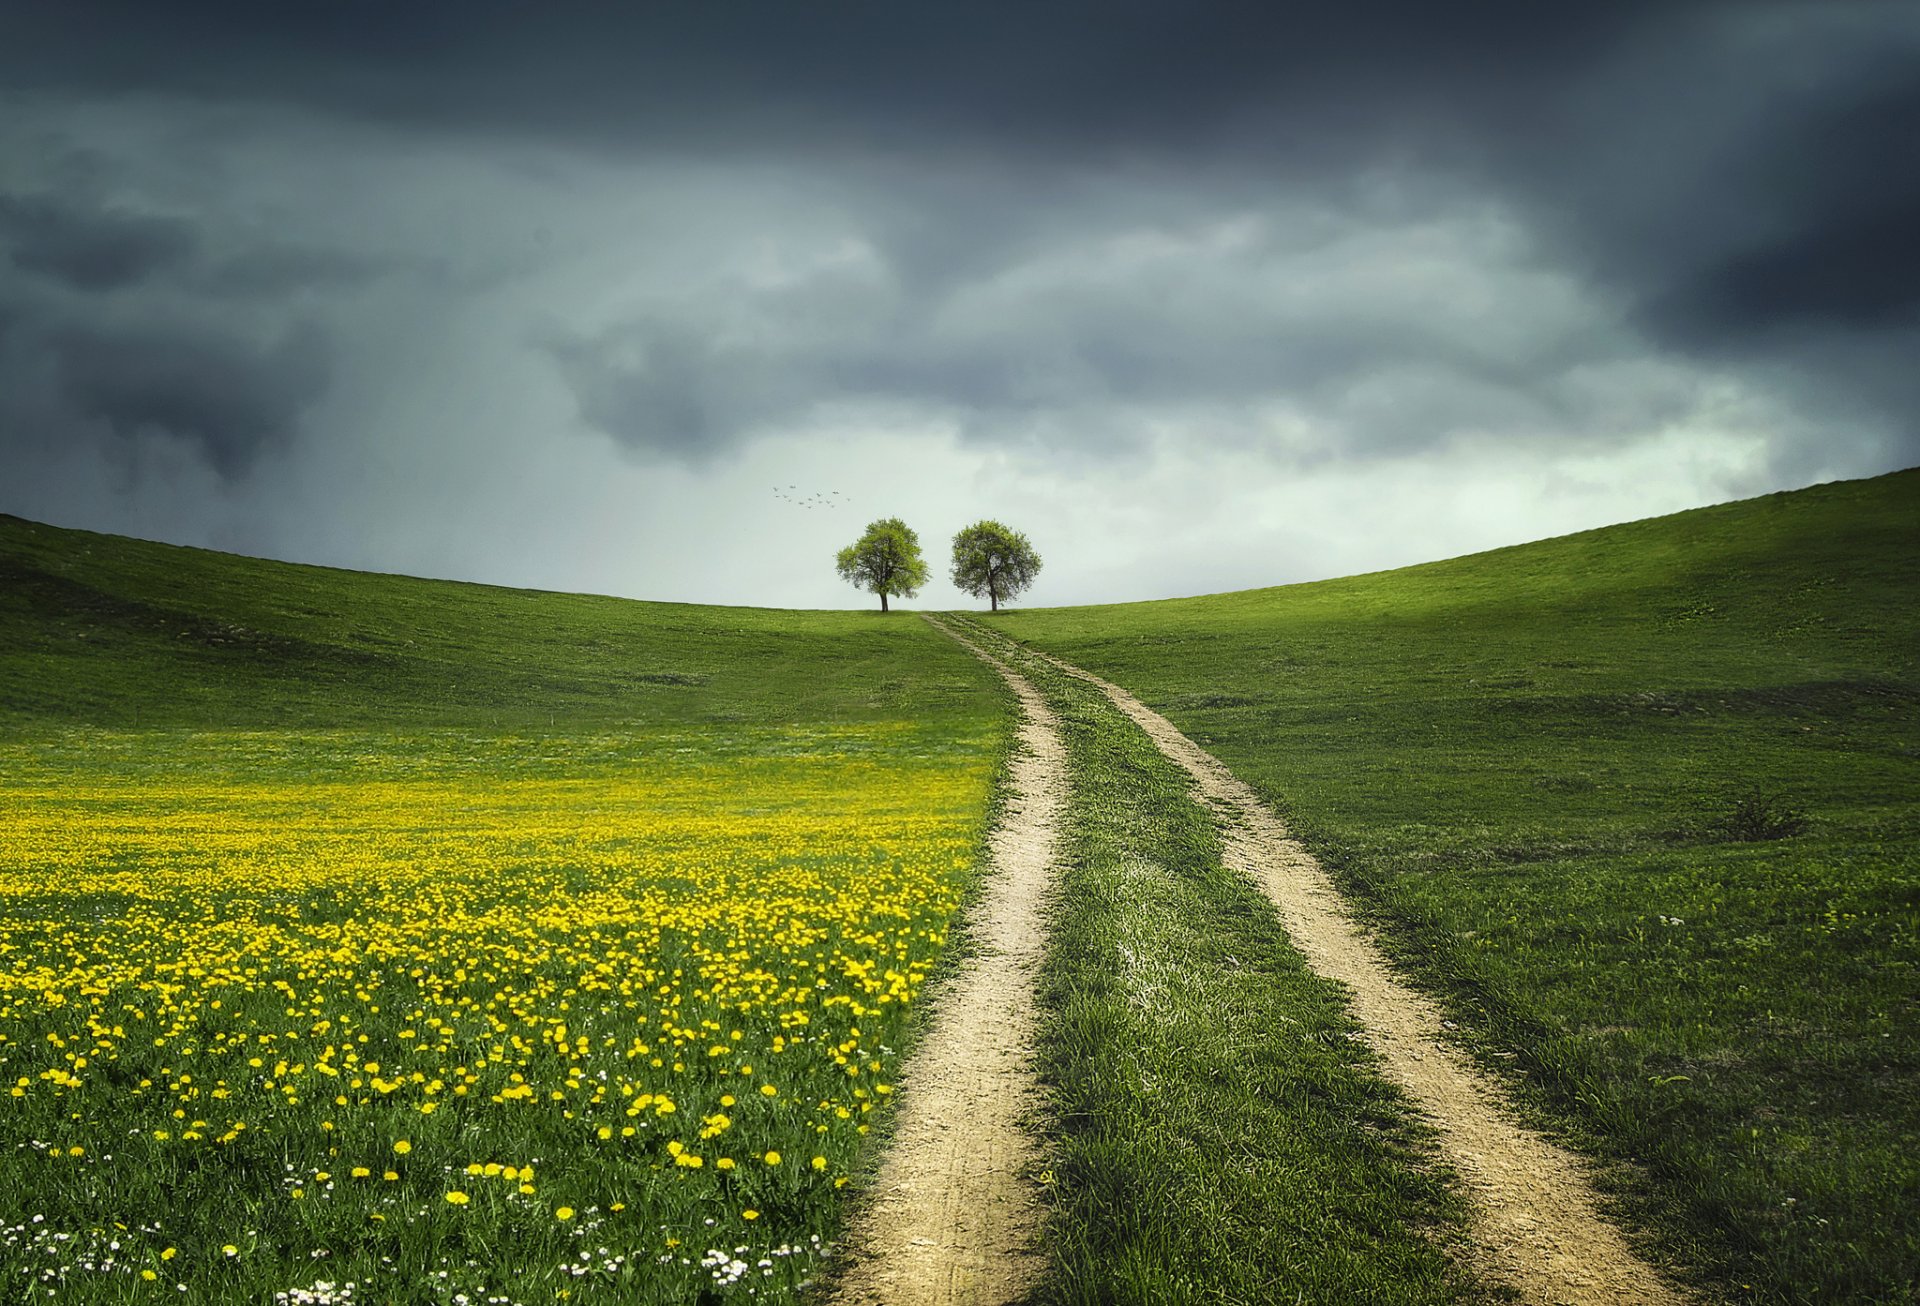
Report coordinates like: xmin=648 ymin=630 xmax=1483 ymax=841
xmin=0 ymin=515 xmax=1009 ymax=1305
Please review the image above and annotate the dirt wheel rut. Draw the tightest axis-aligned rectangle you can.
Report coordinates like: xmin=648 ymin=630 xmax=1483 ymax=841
xmin=829 ymin=618 xmax=1065 ymax=1305
xmin=1012 ymin=637 xmax=1689 ymax=1306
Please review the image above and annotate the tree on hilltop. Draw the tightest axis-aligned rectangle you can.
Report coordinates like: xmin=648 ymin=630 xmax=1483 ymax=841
xmin=835 ymin=517 xmax=929 ymax=612
xmin=950 ymin=520 xmax=1041 ymax=612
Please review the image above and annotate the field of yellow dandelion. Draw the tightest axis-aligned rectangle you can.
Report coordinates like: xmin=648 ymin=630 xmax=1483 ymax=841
xmin=1 ymin=722 xmax=995 ymax=1303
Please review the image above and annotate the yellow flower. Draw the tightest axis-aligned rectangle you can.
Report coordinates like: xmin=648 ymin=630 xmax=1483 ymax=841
xmin=160 ymin=1247 xmax=177 ymax=1261
xmin=763 ymin=1150 xmax=781 ymax=1165
xmin=812 ymin=1155 xmax=828 ymax=1171
xmin=445 ymin=1190 xmax=470 ymax=1205
xmin=555 ymin=1206 xmax=575 ymax=1221
xmin=351 ymin=1166 xmax=371 ymax=1178
xmin=222 ymin=1245 xmax=239 ymax=1257
xmin=393 ymin=1139 xmax=411 ymax=1155
xmin=742 ymin=1209 xmax=759 ymax=1220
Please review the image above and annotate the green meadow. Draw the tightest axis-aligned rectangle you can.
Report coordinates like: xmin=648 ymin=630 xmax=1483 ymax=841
xmin=0 ymin=515 xmax=1008 ymax=1303
xmin=2 ymin=466 xmax=1916 ymax=1304
xmin=998 ymin=469 xmax=1920 ymax=1304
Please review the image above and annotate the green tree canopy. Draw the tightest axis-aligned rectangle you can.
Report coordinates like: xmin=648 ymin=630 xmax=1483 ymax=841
xmin=835 ymin=517 xmax=929 ymax=612
xmin=950 ymin=520 xmax=1042 ymax=612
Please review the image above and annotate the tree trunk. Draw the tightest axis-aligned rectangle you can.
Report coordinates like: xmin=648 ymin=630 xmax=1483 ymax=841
xmin=990 ymin=588 xmax=999 ymax=612
xmin=881 ymin=591 xmax=889 ymax=613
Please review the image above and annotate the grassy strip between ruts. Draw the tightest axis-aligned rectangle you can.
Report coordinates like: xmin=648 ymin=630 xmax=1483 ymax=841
xmin=997 ymin=469 xmax=1920 ymax=1305
xmin=1001 ymin=639 xmax=1489 ymax=1306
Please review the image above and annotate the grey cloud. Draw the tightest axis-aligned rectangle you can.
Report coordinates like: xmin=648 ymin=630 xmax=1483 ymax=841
xmin=1640 ymin=82 xmax=1920 ymax=342
xmin=50 ymin=319 xmax=331 ymax=479
xmin=550 ymin=198 xmax=1641 ymax=465
xmin=546 ymin=321 xmax=762 ymax=462
xmin=11 ymin=1 xmax=1918 ymax=461
xmin=196 ymin=245 xmax=399 ymax=297
xmin=0 ymin=194 xmax=198 ymax=292
xmin=0 ymin=176 xmax=399 ymax=483
xmin=1 ymin=187 xmax=412 ymax=300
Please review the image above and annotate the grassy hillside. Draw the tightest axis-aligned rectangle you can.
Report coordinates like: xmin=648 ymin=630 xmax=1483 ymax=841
xmin=0 ymin=514 xmax=1010 ymax=1304
xmin=0 ymin=513 xmax=987 ymax=731
xmin=998 ymin=468 xmax=1920 ymax=1304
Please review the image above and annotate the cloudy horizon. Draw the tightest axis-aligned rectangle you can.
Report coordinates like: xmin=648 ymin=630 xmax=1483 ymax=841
xmin=2 ymin=1 xmax=1916 ymax=609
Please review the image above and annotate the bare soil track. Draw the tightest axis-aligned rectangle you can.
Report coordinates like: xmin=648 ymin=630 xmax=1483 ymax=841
xmin=841 ymin=616 xmax=1690 ymax=1305
xmin=1018 ymin=637 xmax=1690 ymax=1306
xmin=829 ymin=618 xmax=1065 ymax=1306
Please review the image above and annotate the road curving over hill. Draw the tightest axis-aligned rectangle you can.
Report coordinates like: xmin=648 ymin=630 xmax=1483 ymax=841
xmin=828 ymin=617 xmax=1064 ymax=1305
xmin=980 ymin=622 xmax=1691 ymax=1306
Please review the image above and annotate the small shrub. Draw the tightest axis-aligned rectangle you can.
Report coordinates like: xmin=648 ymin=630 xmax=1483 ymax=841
xmin=1717 ymin=788 xmax=1811 ymax=842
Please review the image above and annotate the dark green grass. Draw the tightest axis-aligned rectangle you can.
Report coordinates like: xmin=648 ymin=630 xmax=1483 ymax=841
xmin=996 ymin=469 xmax=1920 ymax=1304
xmin=0 ymin=513 xmax=986 ymax=732
xmin=996 ymin=637 xmax=1484 ymax=1306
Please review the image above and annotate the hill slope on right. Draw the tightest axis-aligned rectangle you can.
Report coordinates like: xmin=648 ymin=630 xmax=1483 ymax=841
xmin=997 ymin=468 xmax=1920 ymax=1305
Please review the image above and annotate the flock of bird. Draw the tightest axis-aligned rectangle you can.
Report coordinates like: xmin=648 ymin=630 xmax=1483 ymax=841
xmin=772 ymin=485 xmax=847 ymax=510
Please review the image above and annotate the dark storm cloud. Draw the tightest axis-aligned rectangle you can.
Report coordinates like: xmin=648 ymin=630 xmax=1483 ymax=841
xmin=49 ymin=320 xmax=332 ymax=479
xmin=0 ymin=172 xmax=402 ymax=482
xmin=5 ymin=0 xmax=1917 ymax=482
xmin=0 ymin=187 xmax=407 ymax=299
xmin=0 ymin=255 xmax=339 ymax=487
xmin=0 ymin=194 xmax=197 ymax=292
xmin=1643 ymin=81 xmax=1920 ymax=342
xmin=0 ymin=1 xmax=1704 ymax=158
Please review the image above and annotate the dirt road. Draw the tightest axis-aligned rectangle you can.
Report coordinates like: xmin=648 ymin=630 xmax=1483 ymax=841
xmin=829 ymin=619 xmax=1065 ymax=1305
xmin=1020 ymin=636 xmax=1687 ymax=1306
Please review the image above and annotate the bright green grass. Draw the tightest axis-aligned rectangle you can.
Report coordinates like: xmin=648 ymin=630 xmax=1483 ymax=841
xmin=996 ymin=469 xmax=1920 ymax=1305
xmin=957 ymin=628 xmax=1483 ymax=1306
xmin=0 ymin=516 xmax=1010 ymax=1304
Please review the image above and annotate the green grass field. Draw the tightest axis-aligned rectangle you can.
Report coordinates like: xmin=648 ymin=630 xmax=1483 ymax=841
xmin=0 ymin=515 xmax=1009 ymax=1303
xmin=997 ymin=469 xmax=1920 ymax=1305
xmin=4 ymin=467 xmax=1916 ymax=1304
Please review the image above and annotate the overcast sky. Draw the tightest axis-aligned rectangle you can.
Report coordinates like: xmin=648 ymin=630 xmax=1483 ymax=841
xmin=2 ymin=2 xmax=1916 ymax=608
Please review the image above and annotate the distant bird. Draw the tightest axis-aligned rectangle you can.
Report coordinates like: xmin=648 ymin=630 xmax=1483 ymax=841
xmin=770 ymin=483 xmax=848 ymax=510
